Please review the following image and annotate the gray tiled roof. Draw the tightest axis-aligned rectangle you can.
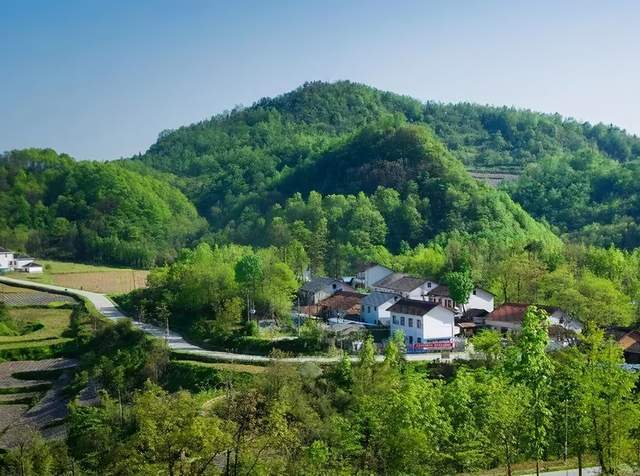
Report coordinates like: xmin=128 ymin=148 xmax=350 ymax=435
xmin=300 ymin=277 xmax=341 ymax=294
xmin=388 ymin=298 xmax=440 ymax=316
xmin=0 ymin=247 xmax=13 ymax=253
xmin=361 ymin=291 xmax=399 ymax=307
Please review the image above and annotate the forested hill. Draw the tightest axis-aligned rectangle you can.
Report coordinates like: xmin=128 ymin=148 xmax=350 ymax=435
xmin=133 ymin=81 xmax=640 ymax=250
xmin=0 ymin=148 xmax=206 ymax=267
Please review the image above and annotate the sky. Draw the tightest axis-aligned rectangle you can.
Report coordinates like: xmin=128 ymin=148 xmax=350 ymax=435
xmin=1 ymin=0 xmax=639 ymax=160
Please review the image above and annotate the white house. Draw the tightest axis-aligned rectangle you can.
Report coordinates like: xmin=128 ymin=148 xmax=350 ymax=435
xmin=354 ymin=263 xmax=394 ymax=289
xmin=23 ymin=262 xmax=44 ymax=273
xmin=372 ymin=273 xmax=438 ymax=300
xmin=426 ymin=285 xmax=494 ymax=314
xmin=388 ymin=298 xmax=456 ymax=346
xmin=299 ymin=277 xmax=355 ymax=305
xmin=11 ymin=254 xmax=35 ymax=269
xmin=360 ymin=291 xmax=400 ymax=325
xmin=0 ymin=247 xmax=13 ymax=272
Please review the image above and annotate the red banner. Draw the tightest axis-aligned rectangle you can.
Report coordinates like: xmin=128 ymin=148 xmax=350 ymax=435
xmin=411 ymin=340 xmax=453 ymax=351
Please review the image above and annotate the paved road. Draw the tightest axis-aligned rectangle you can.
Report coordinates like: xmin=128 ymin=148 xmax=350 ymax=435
xmin=526 ymin=467 xmax=600 ymax=476
xmin=0 ymin=276 xmax=468 ymax=363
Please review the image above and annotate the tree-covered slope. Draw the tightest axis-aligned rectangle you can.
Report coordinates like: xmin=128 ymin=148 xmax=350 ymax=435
xmin=133 ymin=81 xmax=640 ymax=250
xmin=0 ymin=148 xmax=206 ymax=267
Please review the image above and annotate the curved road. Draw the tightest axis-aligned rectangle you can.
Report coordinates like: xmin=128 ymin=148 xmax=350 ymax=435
xmin=0 ymin=276 xmax=465 ymax=363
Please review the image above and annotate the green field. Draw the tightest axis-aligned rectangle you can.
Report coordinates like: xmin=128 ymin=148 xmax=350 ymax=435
xmin=0 ymin=307 xmax=73 ymax=350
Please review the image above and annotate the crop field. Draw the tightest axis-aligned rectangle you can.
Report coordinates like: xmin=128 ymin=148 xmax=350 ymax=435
xmin=0 ymin=284 xmax=76 ymax=307
xmin=0 ymin=307 xmax=73 ymax=350
xmin=8 ymin=260 xmax=149 ymax=294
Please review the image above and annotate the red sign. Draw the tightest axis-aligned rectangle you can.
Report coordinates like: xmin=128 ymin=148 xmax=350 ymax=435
xmin=411 ymin=339 xmax=454 ymax=352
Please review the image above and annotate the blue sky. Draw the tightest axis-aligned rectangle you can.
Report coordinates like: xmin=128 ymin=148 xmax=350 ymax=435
xmin=1 ymin=0 xmax=639 ymax=160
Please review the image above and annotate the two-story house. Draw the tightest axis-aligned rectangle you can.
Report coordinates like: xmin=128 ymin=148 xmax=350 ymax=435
xmin=388 ymin=298 xmax=456 ymax=347
xmin=354 ymin=263 xmax=394 ymax=289
xmin=371 ymin=273 xmax=438 ymax=299
xmin=360 ymin=291 xmax=400 ymax=325
xmin=426 ymin=285 xmax=494 ymax=314
xmin=0 ymin=247 xmax=13 ymax=272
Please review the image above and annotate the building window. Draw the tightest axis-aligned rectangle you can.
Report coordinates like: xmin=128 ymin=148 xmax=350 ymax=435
xmin=400 ymin=316 xmax=405 ymax=326
xmin=367 ymin=306 xmax=371 ymax=313
xmin=417 ymin=319 xmax=421 ymax=329
xmin=374 ymin=306 xmax=377 ymax=311
xmin=409 ymin=336 xmax=413 ymax=344
xmin=392 ymin=315 xmax=397 ymax=324
xmin=417 ymin=337 xmax=422 ymax=344
xmin=473 ymin=289 xmax=477 ymax=295
xmin=408 ymin=318 xmax=413 ymax=327
xmin=427 ymin=282 xmax=432 ymax=288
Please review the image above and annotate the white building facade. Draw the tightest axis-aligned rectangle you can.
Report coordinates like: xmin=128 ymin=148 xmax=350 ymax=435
xmin=355 ymin=264 xmax=393 ymax=289
xmin=388 ymin=299 xmax=456 ymax=346
xmin=360 ymin=291 xmax=399 ymax=325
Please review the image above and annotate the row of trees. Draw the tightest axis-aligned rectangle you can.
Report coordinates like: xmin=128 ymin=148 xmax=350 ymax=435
xmin=2 ymin=310 xmax=638 ymax=475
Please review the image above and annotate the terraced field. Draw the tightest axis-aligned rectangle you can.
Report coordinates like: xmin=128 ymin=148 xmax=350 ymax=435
xmin=8 ymin=260 xmax=149 ymax=294
xmin=0 ymin=307 xmax=74 ymax=351
xmin=0 ymin=358 xmax=78 ymax=448
xmin=0 ymin=284 xmax=76 ymax=307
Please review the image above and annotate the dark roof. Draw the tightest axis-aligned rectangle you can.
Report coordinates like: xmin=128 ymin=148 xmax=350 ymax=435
xmin=429 ymin=285 xmax=450 ymax=297
xmin=388 ymin=298 xmax=440 ymax=316
xmin=14 ymin=254 xmax=33 ymax=260
xmin=619 ymin=330 xmax=640 ymax=354
xmin=355 ymin=262 xmax=391 ymax=273
xmin=464 ymin=308 xmax=489 ymax=319
xmin=0 ymin=247 xmax=12 ymax=253
xmin=373 ymin=273 xmax=428 ymax=293
xmin=317 ymin=291 xmax=365 ymax=314
xmin=300 ymin=277 xmax=342 ymax=294
xmin=486 ymin=303 xmax=562 ymax=324
xmin=24 ymin=262 xmax=42 ymax=268
xmin=362 ymin=291 xmax=399 ymax=307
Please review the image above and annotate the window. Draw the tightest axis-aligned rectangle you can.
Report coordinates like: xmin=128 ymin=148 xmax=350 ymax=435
xmin=408 ymin=318 xmax=413 ymax=328
xmin=417 ymin=337 xmax=422 ymax=344
xmin=473 ymin=289 xmax=477 ymax=295
xmin=417 ymin=319 xmax=421 ymax=329
xmin=409 ymin=336 xmax=413 ymax=344
xmin=427 ymin=282 xmax=432 ymax=288
xmin=392 ymin=315 xmax=398 ymax=325
xmin=367 ymin=306 xmax=371 ymax=313
xmin=374 ymin=306 xmax=377 ymax=311
xmin=400 ymin=316 xmax=405 ymax=326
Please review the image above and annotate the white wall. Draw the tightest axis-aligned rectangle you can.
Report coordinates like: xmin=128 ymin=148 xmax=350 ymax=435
xmin=467 ymin=288 xmax=494 ymax=313
xmin=549 ymin=310 xmax=583 ymax=333
xmin=361 ymin=298 xmax=396 ymax=325
xmin=390 ymin=306 xmax=454 ymax=344
xmin=0 ymin=252 xmax=13 ymax=270
xmin=360 ymin=265 xmax=393 ymax=288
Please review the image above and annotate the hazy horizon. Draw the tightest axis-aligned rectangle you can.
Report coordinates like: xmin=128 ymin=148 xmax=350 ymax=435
xmin=2 ymin=0 xmax=639 ymax=160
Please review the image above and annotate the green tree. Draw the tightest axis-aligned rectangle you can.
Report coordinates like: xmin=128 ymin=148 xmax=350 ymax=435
xmin=445 ymin=271 xmax=475 ymax=313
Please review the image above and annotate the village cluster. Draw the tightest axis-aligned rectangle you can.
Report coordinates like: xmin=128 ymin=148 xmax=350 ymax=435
xmin=299 ymin=263 xmax=640 ymax=362
xmin=0 ymin=247 xmax=43 ymax=273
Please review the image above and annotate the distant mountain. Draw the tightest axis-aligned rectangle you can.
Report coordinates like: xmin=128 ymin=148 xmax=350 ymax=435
xmin=0 ymin=148 xmax=206 ymax=267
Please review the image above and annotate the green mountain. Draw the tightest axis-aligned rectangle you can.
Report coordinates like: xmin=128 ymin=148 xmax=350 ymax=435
xmin=133 ymin=81 xmax=640 ymax=250
xmin=0 ymin=148 xmax=206 ymax=267
xmin=5 ymin=81 xmax=640 ymax=269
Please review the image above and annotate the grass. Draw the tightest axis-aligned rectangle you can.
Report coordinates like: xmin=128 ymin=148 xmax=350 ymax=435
xmin=173 ymin=360 xmax=266 ymax=374
xmin=7 ymin=259 xmax=149 ymax=293
xmin=0 ymin=308 xmax=72 ymax=347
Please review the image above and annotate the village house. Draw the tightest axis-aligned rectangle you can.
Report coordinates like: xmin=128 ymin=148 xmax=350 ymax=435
xmin=484 ymin=303 xmax=583 ymax=337
xmin=0 ymin=247 xmax=43 ymax=273
xmin=0 ymin=248 xmax=12 ymax=272
xmin=354 ymin=263 xmax=394 ymax=289
xmin=308 ymin=290 xmax=365 ymax=320
xmin=371 ymin=272 xmax=438 ymax=299
xmin=618 ymin=330 xmax=640 ymax=364
xmin=360 ymin=291 xmax=400 ymax=325
xmin=425 ymin=284 xmax=495 ymax=314
xmin=298 ymin=276 xmax=355 ymax=305
xmin=388 ymin=298 xmax=457 ymax=347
